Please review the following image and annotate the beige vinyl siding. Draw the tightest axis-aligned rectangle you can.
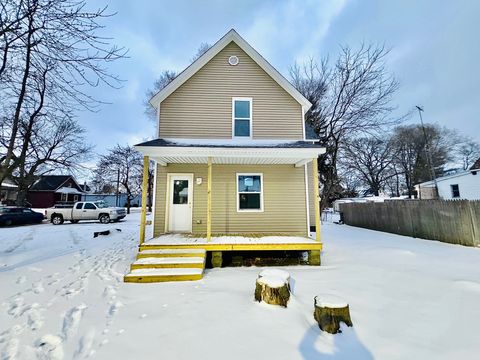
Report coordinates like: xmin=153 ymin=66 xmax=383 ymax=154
xmin=159 ymin=41 xmax=304 ymax=139
xmin=154 ymin=164 xmax=308 ymax=236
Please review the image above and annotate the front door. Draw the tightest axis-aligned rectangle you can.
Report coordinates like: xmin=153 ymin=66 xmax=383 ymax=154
xmin=168 ymin=174 xmax=193 ymax=232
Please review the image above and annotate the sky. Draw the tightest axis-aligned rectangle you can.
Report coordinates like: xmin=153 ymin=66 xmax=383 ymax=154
xmin=80 ymin=0 xmax=480 ymax=174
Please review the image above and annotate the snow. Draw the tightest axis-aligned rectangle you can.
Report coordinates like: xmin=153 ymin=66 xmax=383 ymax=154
xmin=139 ymin=249 xmax=206 ymax=255
xmin=257 ymin=275 xmax=287 ymax=288
xmin=125 ymin=268 xmax=203 ymax=276
xmin=1 ymin=214 xmax=480 ymax=359
xmin=132 ymin=257 xmax=205 ymax=265
xmin=146 ymin=233 xmax=316 ymax=245
xmin=258 ymin=268 xmax=290 ymax=282
xmin=314 ymin=295 xmax=348 ymax=309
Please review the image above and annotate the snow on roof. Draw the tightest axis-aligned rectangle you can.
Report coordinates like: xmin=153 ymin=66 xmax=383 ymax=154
xmin=54 ymin=187 xmax=83 ymax=194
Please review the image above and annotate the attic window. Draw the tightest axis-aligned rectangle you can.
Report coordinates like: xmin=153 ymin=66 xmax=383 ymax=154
xmin=228 ymin=55 xmax=239 ymax=66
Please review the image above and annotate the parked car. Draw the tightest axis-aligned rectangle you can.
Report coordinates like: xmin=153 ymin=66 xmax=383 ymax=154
xmin=46 ymin=201 xmax=126 ymax=225
xmin=0 ymin=207 xmax=44 ymax=226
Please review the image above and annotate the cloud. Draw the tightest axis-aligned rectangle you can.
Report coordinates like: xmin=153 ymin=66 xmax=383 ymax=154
xmin=243 ymin=0 xmax=348 ymax=70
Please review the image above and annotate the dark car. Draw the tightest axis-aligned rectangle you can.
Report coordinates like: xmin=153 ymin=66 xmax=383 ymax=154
xmin=0 ymin=207 xmax=44 ymax=226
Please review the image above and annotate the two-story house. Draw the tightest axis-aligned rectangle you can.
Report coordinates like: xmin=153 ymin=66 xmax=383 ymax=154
xmin=124 ymin=30 xmax=326 ymax=283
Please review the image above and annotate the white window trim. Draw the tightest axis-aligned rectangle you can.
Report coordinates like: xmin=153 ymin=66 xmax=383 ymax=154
xmin=232 ymin=97 xmax=253 ymax=139
xmin=236 ymin=172 xmax=264 ymax=212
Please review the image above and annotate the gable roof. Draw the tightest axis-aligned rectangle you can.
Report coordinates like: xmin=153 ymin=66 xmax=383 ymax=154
xmin=29 ymin=175 xmax=83 ymax=192
xmin=470 ymin=157 xmax=480 ymax=171
xmin=149 ymin=29 xmax=312 ymax=110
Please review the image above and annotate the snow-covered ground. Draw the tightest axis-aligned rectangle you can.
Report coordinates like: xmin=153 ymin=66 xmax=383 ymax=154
xmin=1 ymin=214 xmax=480 ymax=360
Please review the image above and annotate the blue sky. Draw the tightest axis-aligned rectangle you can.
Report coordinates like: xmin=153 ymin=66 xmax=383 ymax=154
xmin=81 ymin=0 xmax=480 ymax=168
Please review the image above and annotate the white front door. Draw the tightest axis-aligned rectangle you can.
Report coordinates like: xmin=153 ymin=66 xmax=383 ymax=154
xmin=168 ymin=174 xmax=193 ymax=232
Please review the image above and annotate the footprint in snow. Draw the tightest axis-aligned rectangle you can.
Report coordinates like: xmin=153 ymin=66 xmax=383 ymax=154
xmin=32 ymin=281 xmax=44 ymax=294
xmin=107 ymin=301 xmax=123 ymax=318
xmin=25 ymin=303 xmax=44 ymax=331
xmin=6 ymin=297 xmax=26 ymax=317
xmin=73 ymin=328 xmax=96 ymax=359
xmin=102 ymin=286 xmax=116 ymax=299
xmin=61 ymin=304 xmax=87 ymax=341
xmin=35 ymin=334 xmax=64 ymax=360
xmin=1 ymin=338 xmax=19 ymax=360
xmin=16 ymin=276 xmax=26 ymax=285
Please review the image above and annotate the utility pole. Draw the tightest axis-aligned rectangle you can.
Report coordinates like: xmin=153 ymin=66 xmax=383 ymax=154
xmin=416 ymin=106 xmax=438 ymax=198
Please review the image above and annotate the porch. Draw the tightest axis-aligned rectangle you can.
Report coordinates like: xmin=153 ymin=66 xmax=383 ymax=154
xmin=124 ymin=138 xmax=326 ymax=283
xmin=124 ymin=233 xmax=322 ymax=283
xmin=141 ymin=233 xmax=323 ymax=252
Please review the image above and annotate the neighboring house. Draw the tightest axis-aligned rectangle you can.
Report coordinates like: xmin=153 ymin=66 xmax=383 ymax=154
xmin=135 ymin=29 xmax=325 ymax=238
xmin=0 ymin=179 xmax=18 ymax=205
xmin=83 ymin=193 xmax=141 ymax=207
xmin=415 ymin=158 xmax=480 ymax=200
xmin=27 ymin=175 xmax=84 ymax=208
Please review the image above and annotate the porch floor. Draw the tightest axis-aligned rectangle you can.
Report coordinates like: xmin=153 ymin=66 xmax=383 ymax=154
xmin=141 ymin=234 xmax=322 ymax=251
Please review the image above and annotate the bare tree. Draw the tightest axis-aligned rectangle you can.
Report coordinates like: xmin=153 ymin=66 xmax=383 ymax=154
xmin=144 ymin=70 xmax=177 ymax=120
xmin=342 ymin=136 xmax=397 ymax=196
xmin=291 ymin=44 xmax=399 ymax=209
xmin=455 ymin=138 xmax=480 ymax=170
xmin=93 ymin=145 xmax=143 ymax=214
xmin=13 ymin=116 xmax=92 ymax=205
xmin=0 ymin=0 xmax=126 ymax=189
xmin=391 ymin=124 xmax=454 ymax=197
xmin=191 ymin=42 xmax=210 ymax=62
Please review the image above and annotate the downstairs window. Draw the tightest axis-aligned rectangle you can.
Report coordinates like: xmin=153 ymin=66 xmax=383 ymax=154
xmin=237 ymin=174 xmax=263 ymax=211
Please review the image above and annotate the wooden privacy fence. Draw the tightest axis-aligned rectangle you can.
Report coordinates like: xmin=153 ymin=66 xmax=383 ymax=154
xmin=339 ymin=200 xmax=480 ymax=247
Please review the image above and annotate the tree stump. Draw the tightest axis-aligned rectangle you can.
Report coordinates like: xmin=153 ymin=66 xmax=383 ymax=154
xmin=258 ymin=269 xmax=291 ymax=291
xmin=313 ymin=295 xmax=353 ymax=334
xmin=255 ymin=272 xmax=290 ymax=307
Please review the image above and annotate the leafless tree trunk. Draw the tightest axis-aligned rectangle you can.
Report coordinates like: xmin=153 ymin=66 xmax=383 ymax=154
xmin=291 ymin=44 xmax=399 ymax=208
xmin=0 ymin=0 xmax=126 ymax=192
xmin=93 ymin=145 xmax=143 ymax=214
xmin=343 ymin=136 xmax=397 ymax=196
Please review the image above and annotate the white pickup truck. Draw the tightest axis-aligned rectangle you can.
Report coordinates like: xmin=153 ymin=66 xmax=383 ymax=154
xmin=46 ymin=201 xmax=127 ymax=225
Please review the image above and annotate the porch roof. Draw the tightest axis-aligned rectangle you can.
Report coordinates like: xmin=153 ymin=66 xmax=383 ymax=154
xmin=134 ymin=138 xmax=326 ymax=166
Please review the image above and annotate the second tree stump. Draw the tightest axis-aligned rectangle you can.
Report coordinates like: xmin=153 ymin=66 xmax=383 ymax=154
xmin=255 ymin=272 xmax=290 ymax=307
xmin=313 ymin=295 xmax=353 ymax=334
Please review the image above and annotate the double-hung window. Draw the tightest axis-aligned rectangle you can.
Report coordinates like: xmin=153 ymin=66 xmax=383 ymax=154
xmin=232 ymin=98 xmax=252 ymax=138
xmin=237 ymin=173 xmax=263 ymax=211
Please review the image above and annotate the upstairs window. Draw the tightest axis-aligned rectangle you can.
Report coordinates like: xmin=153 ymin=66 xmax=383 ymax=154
xmin=232 ymin=98 xmax=252 ymax=138
xmin=451 ymin=184 xmax=460 ymax=198
xmin=237 ymin=174 xmax=263 ymax=212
